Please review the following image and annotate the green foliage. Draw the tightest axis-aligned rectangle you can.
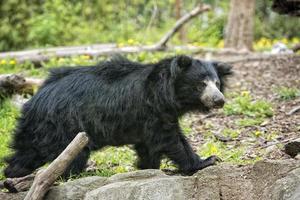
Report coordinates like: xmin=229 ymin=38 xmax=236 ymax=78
xmin=274 ymin=87 xmax=300 ymax=100
xmin=251 ymin=130 xmax=278 ymax=142
xmin=223 ymin=91 xmax=273 ymax=118
xmin=222 ymin=128 xmax=240 ymax=139
xmin=1 ymin=0 xmax=299 ymax=51
xmin=0 ymin=101 xmax=19 ymax=179
xmin=236 ymin=118 xmax=264 ymax=127
xmin=255 ymin=0 xmax=300 ymax=40
xmin=27 ymin=0 xmax=82 ymax=47
xmin=198 ymin=140 xmax=247 ymax=163
xmin=90 ymin=147 xmax=136 ymax=177
xmin=179 ymin=118 xmax=193 ymax=136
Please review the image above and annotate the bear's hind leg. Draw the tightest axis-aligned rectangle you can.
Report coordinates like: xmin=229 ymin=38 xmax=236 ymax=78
xmin=4 ymin=149 xmax=46 ymax=178
xmin=134 ymin=143 xmax=161 ymax=169
xmin=61 ymin=147 xmax=90 ymax=178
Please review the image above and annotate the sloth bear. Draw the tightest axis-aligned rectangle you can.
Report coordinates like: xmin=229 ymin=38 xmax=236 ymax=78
xmin=4 ymin=55 xmax=232 ymax=178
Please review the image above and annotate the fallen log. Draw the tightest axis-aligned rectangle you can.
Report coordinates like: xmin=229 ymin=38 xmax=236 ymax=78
xmin=3 ymin=174 xmax=35 ymax=193
xmin=0 ymin=74 xmax=43 ymax=101
xmin=0 ymin=4 xmax=210 ymax=65
xmin=24 ymin=132 xmax=89 ymax=200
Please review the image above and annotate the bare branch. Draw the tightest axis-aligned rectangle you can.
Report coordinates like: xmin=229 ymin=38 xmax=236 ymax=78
xmin=24 ymin=132 xmax=89 ymax=200
xmin=154 ymin=3 xmax=211 ymax=49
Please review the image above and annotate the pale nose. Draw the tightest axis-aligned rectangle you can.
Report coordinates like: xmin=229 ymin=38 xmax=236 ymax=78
xmin=213 ymin=95 xmax=225 ymax=108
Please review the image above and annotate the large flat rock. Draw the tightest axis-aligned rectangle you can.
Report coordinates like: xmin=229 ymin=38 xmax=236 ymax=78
xmin=1 ymin=159 xmax=300 ymax=200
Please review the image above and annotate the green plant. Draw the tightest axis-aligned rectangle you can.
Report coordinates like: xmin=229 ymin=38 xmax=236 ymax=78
xmin=236 ymin=118 xmax=264 ymax=127
xmin=0 ymin=101 xmax=19 ymax=179
xmin=223 ymin=91 xmax=273 ymax=118
xmin=274 ymin=87 xmax=300 ymax=100
xmin=222 ymin=128 xmax=240 ymax=139
xmin=198 ymin=140 xmax=247 ymax=164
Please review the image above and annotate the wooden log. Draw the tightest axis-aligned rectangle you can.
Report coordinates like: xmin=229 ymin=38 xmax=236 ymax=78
xmin=3 ymin=174 xmax=35 ymax=193
xmin=0 ymin=74 xmax=43 ymax=100
xmin=24 ymin=132 xmax=89 ymax=200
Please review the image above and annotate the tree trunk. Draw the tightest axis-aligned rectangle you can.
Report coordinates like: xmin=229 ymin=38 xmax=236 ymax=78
xmin=175 ymin=0 xmax=186 ymax=42
xmin=225 ymin=0 xmax=256 ymax=51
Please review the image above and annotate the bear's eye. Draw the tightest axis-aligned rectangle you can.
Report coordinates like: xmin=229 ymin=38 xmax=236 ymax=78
xmin=216 ymin=81 xmax=221 ymax=88
xmin=197 ymin=82 xmax=207 ymax=89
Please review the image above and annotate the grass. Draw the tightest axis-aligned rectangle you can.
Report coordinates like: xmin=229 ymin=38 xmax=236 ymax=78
xmin=274 ymin=86 xmax=300 ymax=100
xmin=236 ymin=118 xmax=265 ymax=127
xmin=223 ymin=91 xmax=273 ymax=129
xmin=198 ymin=139 xmax=254 ymax=164
xmin=223 ymin=91 xmax=273 ymax=118
xmin=222 ymin=128 xmax=240 ymax=139
xmin=0 ymin=101 xmax=19 ymax=179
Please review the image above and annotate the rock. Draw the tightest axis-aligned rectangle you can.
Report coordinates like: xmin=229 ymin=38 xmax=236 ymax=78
xmin=106 ymin=169 xmax=166 ymax=183
xmin=268 ymin=168 xmax=300 ymax=200
xmin=2 ymin=160 xmax=300 ymax=200
xmin=85 ymin=169 xmax=185 ymax=200
xmin=0 ymin=176 xmax=107 ymax=200
xmin=46 ymin=176 xmax=107 ymax=200
xmin=0 ymin=192 xmax=26 ymax=200
xmin=85 ymin=177 xmax=189 ymax=200
xmin=265 ymin=145 xmax=284 ymax=159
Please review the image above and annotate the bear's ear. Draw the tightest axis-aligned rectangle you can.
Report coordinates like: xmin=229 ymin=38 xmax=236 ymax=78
xmin=170 ymin=55 xmax=192 ymax=78
xmin=213 ymin=62 xmax=233 ymax=92
xmin=213 ymin=62 xmax=233 ymax=77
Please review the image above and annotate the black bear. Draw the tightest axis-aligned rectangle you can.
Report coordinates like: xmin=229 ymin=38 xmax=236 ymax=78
xmin=4 ymin=55 xmax=232 ymax=178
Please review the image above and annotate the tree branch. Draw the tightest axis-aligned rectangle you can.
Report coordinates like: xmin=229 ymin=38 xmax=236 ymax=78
xmin=154 ymin=3 xmax=211 ymax=49
xmin=24 ymin=132 xmax=89 ymax=200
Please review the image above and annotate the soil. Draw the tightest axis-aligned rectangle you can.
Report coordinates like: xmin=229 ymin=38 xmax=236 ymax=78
xmin=186 ymin=54 xmax=300 ymax=161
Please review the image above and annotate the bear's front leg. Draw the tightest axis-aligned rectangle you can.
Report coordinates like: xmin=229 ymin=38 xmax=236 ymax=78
xmin=155 ymin=131 xmax=219 ymax=175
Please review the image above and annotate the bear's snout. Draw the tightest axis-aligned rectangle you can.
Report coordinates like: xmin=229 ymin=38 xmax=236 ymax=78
xmin=212 ymin=94 xmax=225 ymax=108
xmin=200 ymin=80 xmax=225 ymax=109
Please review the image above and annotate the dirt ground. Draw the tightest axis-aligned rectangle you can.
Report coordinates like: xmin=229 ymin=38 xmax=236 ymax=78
xmin=186 ymin=54 xmax=300 ymax=161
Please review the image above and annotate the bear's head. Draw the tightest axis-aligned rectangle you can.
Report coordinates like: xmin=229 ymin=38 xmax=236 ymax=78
xmin=170 ymin=55 xmax=233 ymax=112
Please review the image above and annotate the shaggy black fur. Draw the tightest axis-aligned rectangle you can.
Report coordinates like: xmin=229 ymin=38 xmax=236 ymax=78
xmin=4 ymin=55 xmax=232 ymax=178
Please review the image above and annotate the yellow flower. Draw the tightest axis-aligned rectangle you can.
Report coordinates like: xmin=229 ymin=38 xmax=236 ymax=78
xmin=241 ymin=91 xmax=250 ymax=96
xmin=210 ymin=145 xmax=218 ymax=154
xmin=253 ymin=131 xmax=261 ymax=137
xmin=58 ymin=58 xmax=65 ymax=63
xmin=73 ymin=58 xmax=80 ymax=63
xmin=9 ymin=60 xmax=16 ymax=65
xmin=118 ymin=42 xmax=124 ymax=47
xmin=217 ymin=40 xmax=224 ymax=48
xmin=292 ymin=37 xmax=300 ymax=44
xmin=281 ymin=38 xmax=288 ymax=45
xmin=127 ymin=39 xmax=135 ymax=45
xmin=81 ymin=55 xmax=90 ymax=60
xmin=0 ymin=59 xmax=7 ymax=65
